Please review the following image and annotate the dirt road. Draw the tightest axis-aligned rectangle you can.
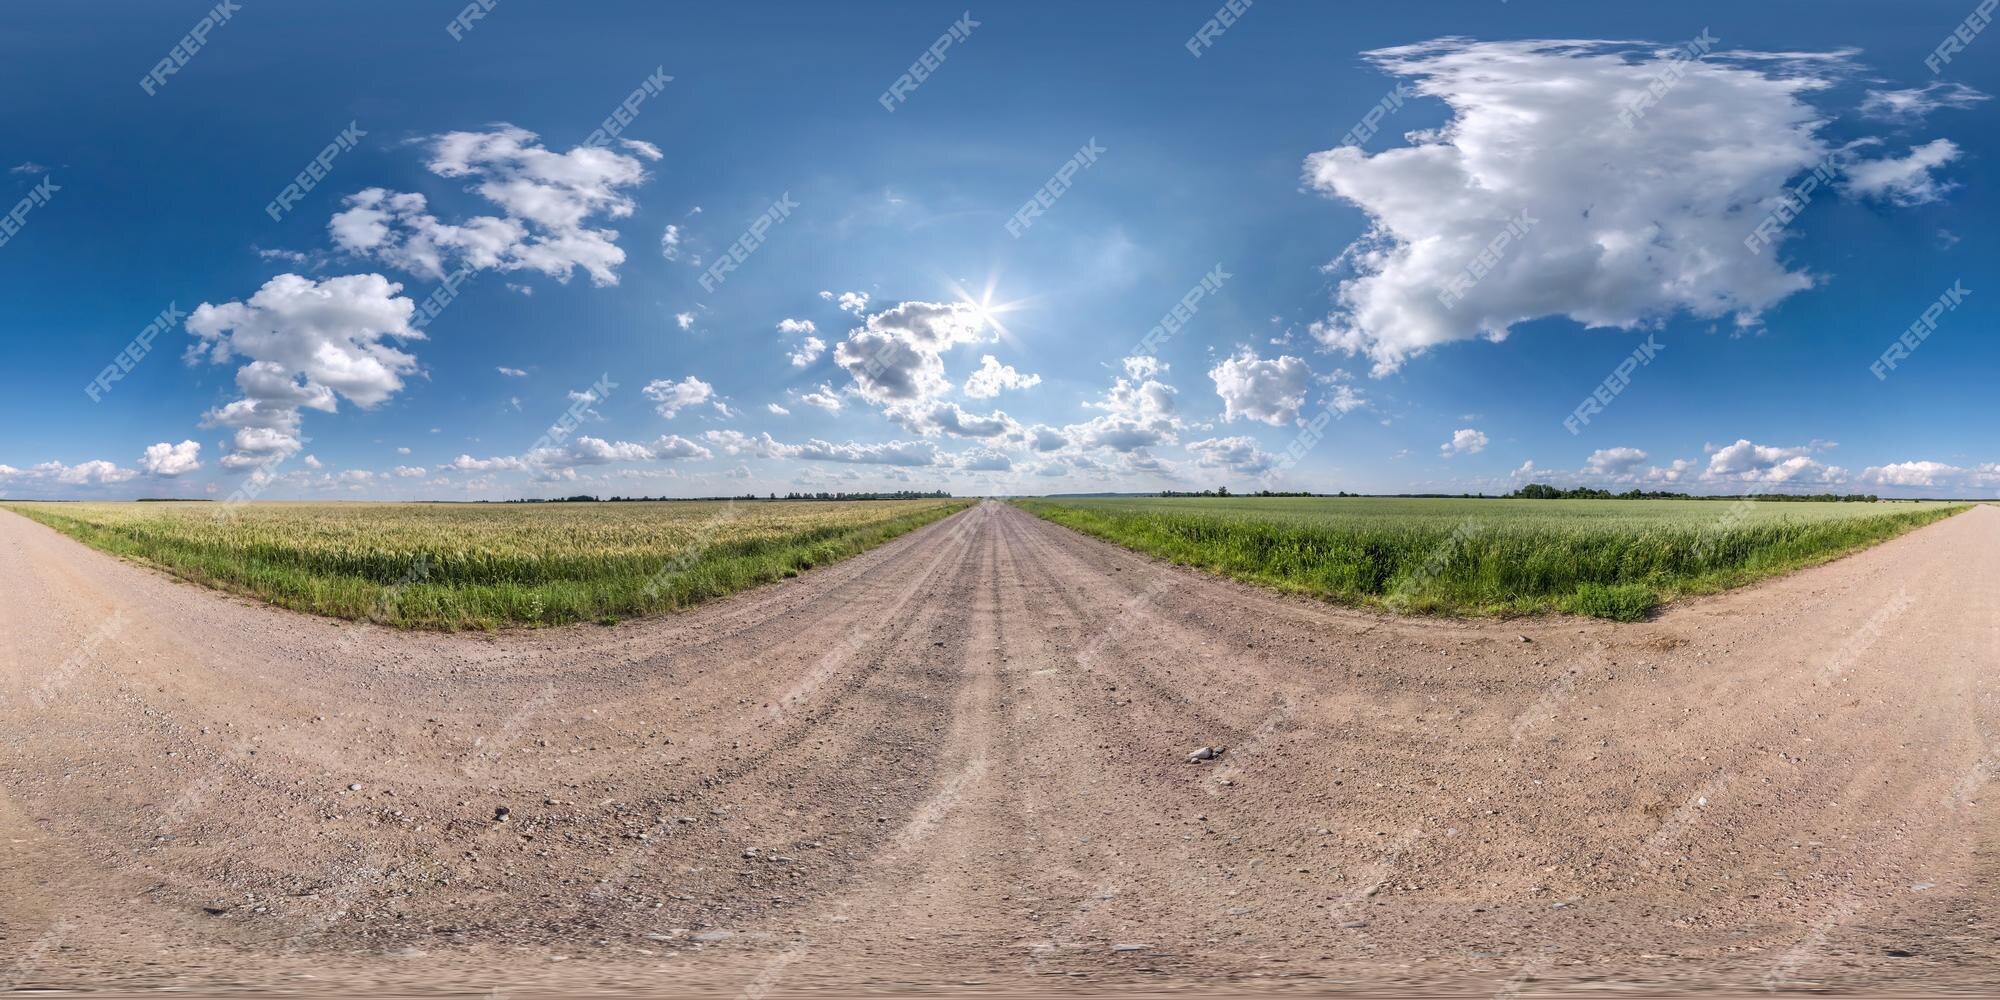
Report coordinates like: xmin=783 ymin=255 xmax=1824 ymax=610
xmin=2 ymin=500 xmax=1996 ymax=996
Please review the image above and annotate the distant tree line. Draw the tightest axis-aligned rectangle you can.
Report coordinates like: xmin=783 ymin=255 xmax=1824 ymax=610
xmin=770 ymin=490 xmax=952 ymax=500
xmin=1157 ymin=488 xmax=1362 ymax=498
xmin=1506 ymin=483 xmax=1881 ymax=502
xmin=496 ymin=490 xmax=953 ymax=503
xmin=1741 ymin=492 xmax=1882 ymax=503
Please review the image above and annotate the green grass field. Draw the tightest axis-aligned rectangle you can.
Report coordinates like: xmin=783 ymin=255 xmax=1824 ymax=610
xmin=2 ymin=499 xmax=970 ymax=630
xmin=1012 ymin=496 xmax=1967 ymax=621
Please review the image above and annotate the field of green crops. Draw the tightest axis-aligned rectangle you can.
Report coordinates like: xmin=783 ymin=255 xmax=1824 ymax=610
xmin=2 ymin=499 xmax=970 ymax=629
xmin=1012 ymin=496 xmax=1967 ymax=621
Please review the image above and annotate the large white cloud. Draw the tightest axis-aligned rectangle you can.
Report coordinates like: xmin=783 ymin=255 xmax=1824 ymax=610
xmin=1702 ymin=438 xmax=1845 ymax=484
xmin=1209 ymin=350 xmax=1309 ymax=426
xmin=832 ymin=300 xmax=991 ymax=406
xmin=329 ymin=124 xmax=655 ymax=287
xmin=1303 ymin=39 xmax=1962 ymax=374
xmin=139 ymin=440 xmax=203 ymax=477
xmin=187 ymin=273 xmax=421 ymax=469
xmin=1860 ymin=460 xmax=2000 ymax=491
xmin=9 ymin=460 xmax=141 ymax=486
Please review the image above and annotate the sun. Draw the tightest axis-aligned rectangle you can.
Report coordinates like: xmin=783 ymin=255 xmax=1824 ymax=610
xmin=947 ymin=274 xmax=1030 ymax=348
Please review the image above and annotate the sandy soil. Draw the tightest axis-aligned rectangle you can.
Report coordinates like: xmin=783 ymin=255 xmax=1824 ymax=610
xmin=1 ymin=500 xmax=1996 ymax=998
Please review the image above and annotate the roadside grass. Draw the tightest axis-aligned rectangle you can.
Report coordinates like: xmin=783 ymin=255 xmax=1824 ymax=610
xmin=1011 ymin=496 xmax=1966 ymax=621
xmin=2 ymin=499 xmax=970 ymax=630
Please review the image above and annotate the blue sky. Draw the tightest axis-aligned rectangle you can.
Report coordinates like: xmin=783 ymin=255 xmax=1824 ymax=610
xmin=2 ymin=0 xmax=1994 ymax=499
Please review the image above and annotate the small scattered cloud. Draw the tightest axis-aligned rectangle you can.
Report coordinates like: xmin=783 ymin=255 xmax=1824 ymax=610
xmin=1440 ymin=428 xmax=1487 ymax=458
xmin=819 ymin=289 xmax=869 ymax=315
xmin=788 ymin=336 xmax=827 ymax=368
xmin=798 ymin=383 xmax=844 ymax=413
xmin=1185 ymin=436 xmax=1278 ymax=476
xmin=963 ymin=355 xmax=1041 ymax=399
xmin=1843 ymin=139 xmax=1962 ymax=206
xmin=643 ymin=376 xmax=726 ymax=419
xmin=1860 ymin=82 xmax=1989 ymax=121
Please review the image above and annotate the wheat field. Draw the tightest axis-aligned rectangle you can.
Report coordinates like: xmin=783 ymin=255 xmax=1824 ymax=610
xmin=3 ymin=499 xmax=970 ymax=629
xmin=1013 ymin=496 xmax=1966 ymax=620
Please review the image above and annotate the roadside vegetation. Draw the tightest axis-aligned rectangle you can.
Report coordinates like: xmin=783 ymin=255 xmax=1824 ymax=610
xmin=3 ymin=499 xmax=970 ymax=629
xmin=1011 ymin=496 xmax=1966 ymax=621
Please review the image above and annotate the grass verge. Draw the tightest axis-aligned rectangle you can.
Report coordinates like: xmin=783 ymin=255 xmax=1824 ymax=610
xmin=1010 ymin=497 xmax=1965 ymax=621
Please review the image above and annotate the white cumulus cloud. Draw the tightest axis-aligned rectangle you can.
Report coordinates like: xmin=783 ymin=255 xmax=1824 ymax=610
xmin=1583 ymin=446 xmax=1648 ymax=478
xmin=329 ymin=124 xmax=655 ymax=287
xmin=819 ymin=289 xmax=869 ymax=314
xmin=832 ymin=300 xmax=991 ymax=407
xmin=963 ymin=355 xmax=1042 ymax=399
xmin=1859 ymin=460 xmax=1998 ymax=491
xmin=1185 ymin=436 xmax=1279 ymax=476
xmin=1062 ymin=356 xmax=1184 ymax=453
xmin=1210 ymin=350 xmax=1309 ymax=426
xmin=643 ymin=376 xmax=725 ymax=419
xmin=797 ymin=383 xmax=844 ymax=414
xmin=1440 ymin=428 xmax=1488 ymax=458
xmin=1702 ymin=438 xmax=1845 ymax=484
xmin=787 ymin=336 xmax=826 ymax=368
xmin=187 ymin=273 xmax=421 ymax=470
xmin=1843 ymin=139 xmax=1961 ymax=206
xmin=1302 ymin=39 xmax=1958 ymax=374
xmin=140 ymin=440 xmax=203 ymax=477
